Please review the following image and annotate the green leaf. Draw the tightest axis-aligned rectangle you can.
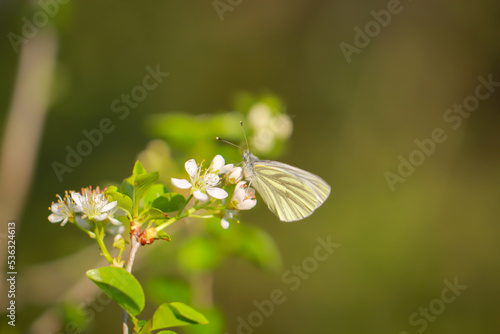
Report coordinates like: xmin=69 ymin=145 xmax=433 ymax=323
xmin=156 ymin=230 xmax=171 ymax=242
xmin=121 ymin=179 xmax=134 ymax=199
xmin=184 ymin=308 xmax=224 ymax=334
xmin=133 ymin=160 xmax=147 ymax=177
xmin=135 ymin=172 xmax=160 ymax=204
xmin=86 ymin=267 xmax=145 ymax=316
xmin=106 ymin=185 xmax=119 ymax=193
xmin=138 ymin=319 xmax=152 ymax=334
xmin=148 ymin=207 xmax=168 ymax=220
xmin=144 ymin=184 xmax=167 ymax=208
xmin=170 ymin=303 xmax=208 ymax=325
xmin=151 ymin=302 xmax=208 ymax=330
xmin=106 ymin=190 xmax=133 ymax=212
xmin=151 ymin=193 xmax=186 ymax=213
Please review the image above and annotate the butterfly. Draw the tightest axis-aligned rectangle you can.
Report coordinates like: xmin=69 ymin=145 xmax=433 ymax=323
xmin=217 ymin=122 xmax=331 ymax=222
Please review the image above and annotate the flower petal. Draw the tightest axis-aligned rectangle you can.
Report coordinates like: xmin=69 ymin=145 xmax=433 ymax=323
xmin=185 ymin=159 xmax=198 ymax=177
xmin=108 ymin=216 xmax=122 ymax=225
xmin=101 ymin=201 xmax=118 ymax=213
xmin=221 ymin=218 xmax=230 ymax=229
xmin=232 ymin=181 xmax=247 ymax=202
xmin=71 ymin=192 xmax=83 ymax=211
xmin=60 ymin=217 xmax=69 ymax=226
xmin=220 ymin=163 xmax=234 ymax=174
xmin=207 ymin=187 xmax=228 ymax=199
xmin=94 ymin=213 xmax=109 ymax=221
xmin=210 ymin=155 xmax=225 ymax=173
xmin=227 ymin=167 xmax=243 ymax=184
xmin=193 ymin=190 xmax=209 ymax=202
xmin=236 ymin=198 xmax=257 ymax=210
xmin=204 ymin=173 xmax=220 ymax=187
xmin=50 ymin=202 xmax=61 ymax=213
xmin=48 ymin=214 xmax=62 ymax=223
xmin=171 ymin=178 xmax=192 ymax=189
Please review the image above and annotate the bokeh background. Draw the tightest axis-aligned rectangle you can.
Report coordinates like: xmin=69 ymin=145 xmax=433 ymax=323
xmin=1 ymin=0 xmax=500 ymax=333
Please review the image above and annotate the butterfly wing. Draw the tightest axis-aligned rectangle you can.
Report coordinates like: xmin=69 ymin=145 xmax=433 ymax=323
xmin=249 ymin=160 xmax=331 ymax=222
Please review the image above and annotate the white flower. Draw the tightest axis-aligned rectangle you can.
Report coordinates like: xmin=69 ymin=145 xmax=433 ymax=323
xmin=71 ymin=186 xmax=118 ymax=221
xmin=229 ymin=181 xmax=257 ymax=210
xmin=224 ymin=166 xmax=243 ymax=184
xmin=48 ymin=191 xmax=77 ymax=226
xmin=171 ymin=155 xmax=229 ymax=202
xmin=106 ymin=206 xmax=126 ymax=226
xmin=221 ymin=182 xmax=257 ymax=229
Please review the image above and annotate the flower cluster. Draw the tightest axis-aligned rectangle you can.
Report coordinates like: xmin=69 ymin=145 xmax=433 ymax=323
xmin=171 ymin=155 xmax=257 ymax=229
xmin=171 ymin=155 xmax=230 ymax=202
xmin=48 ymin=186 xmax=123 ymax=233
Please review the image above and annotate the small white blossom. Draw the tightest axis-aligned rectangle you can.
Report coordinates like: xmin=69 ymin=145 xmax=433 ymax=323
xmin=224 ymin=166 xmax=243 ymax=184
xmin=221 ymin=182 xmax=257 ymax=229
xmin=171 ymin=155 xmax=229 ymax=202
xmin=229 ymin=181 xmax=257 ymax=210
xmin=48 ymin=191 xmax=77 ymax=226
xmin=71 ymin=186 xmax=118 ymax=221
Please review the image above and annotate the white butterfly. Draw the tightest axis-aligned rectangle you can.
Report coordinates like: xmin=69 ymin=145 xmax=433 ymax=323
xmin=218 ymin=123 xmax=331 ymax=222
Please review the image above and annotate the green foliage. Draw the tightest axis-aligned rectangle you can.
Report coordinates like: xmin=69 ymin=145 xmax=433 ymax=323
xmin=50 ymin=92 xmax=292 ymax=333
xmin=144 ymin=184 xmax=168 ymax=207
xmin=105 ymin=186 xmax=133 ymax=212
xmin=151 ymin=193 xmax=186 ymax=213
xmin=86 ymin=267 xmax=145 ymax=316
xmin=184 ymin=308 xmax=225 ymax=334
xmin=151 ymin=302 xmax=208 ymax=330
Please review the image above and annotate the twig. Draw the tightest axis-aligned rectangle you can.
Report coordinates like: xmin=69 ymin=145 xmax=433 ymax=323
xmin=123 ymin=235 xmax=141 ymax=334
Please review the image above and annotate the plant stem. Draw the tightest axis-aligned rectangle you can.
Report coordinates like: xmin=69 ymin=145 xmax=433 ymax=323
xmin=123 ymin=235 xmax=141 ymax=334
xmin=156 ymin=199 xmax=214 ymax=232
xmin=95 ymin=225 xmax=113 ymax=264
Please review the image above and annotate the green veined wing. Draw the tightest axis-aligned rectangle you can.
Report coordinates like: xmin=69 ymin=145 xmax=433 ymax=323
xmin=249 ymin=160 xmax=331 ymax=222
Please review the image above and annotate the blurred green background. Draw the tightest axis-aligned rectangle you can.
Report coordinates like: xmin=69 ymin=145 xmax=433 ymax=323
xmin=1 ymin=0 xmax=500 ymax=333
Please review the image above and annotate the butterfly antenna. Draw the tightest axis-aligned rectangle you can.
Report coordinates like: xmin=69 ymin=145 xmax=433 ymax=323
xmin=216 ymin=136 xmax=244 ymax=150
xmin=240 ymin=121 xmax=250 ymax=150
